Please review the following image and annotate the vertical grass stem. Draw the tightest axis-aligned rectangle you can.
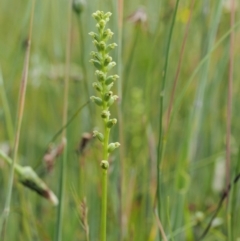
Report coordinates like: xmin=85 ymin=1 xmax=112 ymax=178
xmin=0 ymin=0 xmax=35 ymax=239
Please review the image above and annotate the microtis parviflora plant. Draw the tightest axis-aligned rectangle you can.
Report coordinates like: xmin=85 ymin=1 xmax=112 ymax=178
xmin=89 ymin=11 xmax=120 ymax=241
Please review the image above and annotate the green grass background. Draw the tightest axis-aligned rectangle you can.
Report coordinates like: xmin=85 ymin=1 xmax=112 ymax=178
xmin=0 ymin=0 xmax=240 ymax=240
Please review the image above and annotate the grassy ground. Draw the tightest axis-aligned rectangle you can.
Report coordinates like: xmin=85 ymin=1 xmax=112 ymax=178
xmin=0 ymin=0 xmax=240 ymax=240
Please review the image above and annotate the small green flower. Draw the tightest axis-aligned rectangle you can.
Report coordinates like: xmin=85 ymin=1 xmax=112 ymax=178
xmin=93 ymin=130 xmax=104 ymax=142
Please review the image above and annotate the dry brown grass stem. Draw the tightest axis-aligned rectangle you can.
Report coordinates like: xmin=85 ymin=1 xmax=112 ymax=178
xmin=154 ymin=210 xmax=168 ymax=241
xmin=166 ymin=0 xmax=195 ymax=131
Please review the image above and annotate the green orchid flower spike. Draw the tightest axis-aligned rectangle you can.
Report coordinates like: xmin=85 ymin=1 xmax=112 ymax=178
xmin=89 ymin=10 xmax=120 ymax=241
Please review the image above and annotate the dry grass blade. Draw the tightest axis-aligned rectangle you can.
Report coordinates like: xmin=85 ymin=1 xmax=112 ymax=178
xmin=154 ymin=209 xmax=168 ymax=241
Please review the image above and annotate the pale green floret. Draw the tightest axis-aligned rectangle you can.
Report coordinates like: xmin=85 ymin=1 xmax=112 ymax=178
xmin=90 ymin=96 xmax=103 ymax=106
xmin=106 ymin=62 xmax=116 ymax=71
xmin=107 ymin=95 xmax=118 ymax=107
xmin=90 ymin=59 xmax=102 ymax=70
xmin=106 ymin=118 xmax=117 ymax=128
xmin=92 ymin=11 xmax=101 ymax=21
xmin=95 ymin=70 xmax=105 ymax=82
xmin=104 ymin=91 xmax=113 ymax=101
xmin=101 ymin=110 xmax=110 ymax=119
xmin=93 ymin=130 xmax=104 ymax=142
xmin=99 ymin=19 xmax=106 ymax=28
xmin=92 ymin=82 xmax=102 ymax=92
xmin=106 ymin=43 xmax=117 ymax=53
xmin=93 ymin=40 xmax=106 ymax=52
xmin=90 ymin=51 xmax=102 ymax=61
xmin=102 ymin=29 xmax=114 ymax=41
xmin=100 ymin=160 xmax=109 ymax=170
xmin=107 ymin=142 xmax=120 ymax=153
xmin=105 ymin=75 xmax=119 ymax=85
xmin=89 ymin=32 xmax=100 ymax=41
xmin=106 ymin=83 xmax=114 ymax=91
xmin=104 ymin=56 xmax=112 ymax=66
xmin=104 ymin=12 xmax=112 ymax=19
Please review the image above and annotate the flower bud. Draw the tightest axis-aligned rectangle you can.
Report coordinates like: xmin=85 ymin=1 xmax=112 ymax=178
xmin=72 ymin=0 xmax=86 ymax=15
xmin=92 ymin=11 xmax=102 ymax=21
xmin=104 ymin=91 xmax=113 ymax=101
xmin=107 ymin=62 xmax=116 ymax=71
xmin=102 ymin=29 xmax=114 ymax=41
xmin=89 ymin=32 xmax=100 ymax=41
xmin=99 ymin=19 xmax=106 ymax=28
xmin=95 ymin=70 xmax=105 ymax=82
xmin=92 ymin=82 xmax=102 ymax=92
xmin=100 ymin=160 xmax=109 ymax=170
xmin=106 ymin=43 xmax=117 ymax=53
xmin=107 ymin=95 xmax=118 ymax=107
xmin=93 ymin=130 xmax=104 ymax=142
xmin=90 ymin=96 xmax=103 ymax=106
xmin=107 ymin=142 xmax=120 ymax=153
xmin=90 ymin=51 xmax=102 ymax=61
xmin=101 ymin=110 xmax=110 ymax=119
xmin=93 ymin=40 xmax=106 ymax=52
xmin=89 ymin=59 xmax=102 ymax=70
xmin=106 ymin=83 xmax=114 ymax=91
xmin=104 ymin=12 xmax=112 ymax=19
xmin=105 ymin=75 xmax=119 ymax=85
xmin=106 ymin=118 xmax=117 ymax=128
xmin=104 ymin=56 xmax=113 ymax=66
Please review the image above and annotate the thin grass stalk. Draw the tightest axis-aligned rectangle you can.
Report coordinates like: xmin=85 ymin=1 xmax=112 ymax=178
xmin=0 ymin=69 xmax=14 ymax=143
xmin=166 ymin=0 xmax=195 ymax=130
xmin=187 ymin=0 xmax=223 ymax=162
xmin=145 ymin=7 xmax=163 ymax=115
xmin=169 ymin=20 xmax=240 ymax=133
xmin=76 ymin=15 xmax=94 ymax=128
xmin=0 ymin=1 xmax=35 ymax=239
xmin=226 ymin=0 xmax=235 ymax=195
xmin=226 ymin=0 xmax=235 ymax=238
xmin=198 ymin=173 xmax=240 ymax=241
xmin=77 ymin=17 xmax=90 ymax=100
xmin=229 ymin=146 xmax=240 ymax=240
xmin=122 ymin=26 xmax=140 ymax=102
xmin=54 ymin=0 xmax=72 ymax=240
xmin=156 ymin=0 xmax=179 ymax=227
xmin=167 ymin=197 xmax=175 ymax=241
xmin=154 ymin=210 xmax=168 ymax=241
xmin=116 ymin=0 xmax=124 ymax=238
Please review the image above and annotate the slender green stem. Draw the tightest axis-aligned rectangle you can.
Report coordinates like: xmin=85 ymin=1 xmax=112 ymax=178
xmin=156 ymin=0 xmax=179 ymax=226
xmin=55 ymin=142 xmax=67 ymax=241
xmin=122 ymin=26 xmax=140 ymax=102
xmin=116 ymin=1 xmax=124 ymax=238
xmin=0 ymin=0 xmax=35 ymax=239
xmin=100 ymin=167 xmax=108 ymax=241
xmin=55 ymin=0 xmax=72 ymax=240
xmin=0 ymin=69 xmax=14 ymax=143
xmin=229 ymin=147 xmax=240 ymax=240
xmin=226 ymin=0 xmax=235 ymax=196
xmin=100 ymin=73 xmax=110 ymax=241
xmin=227 ymin=0 xmax=235 ymax=239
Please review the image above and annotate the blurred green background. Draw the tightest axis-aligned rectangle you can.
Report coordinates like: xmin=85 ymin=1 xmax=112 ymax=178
xmin=0 ymin=0 xmax=240 ymax=240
